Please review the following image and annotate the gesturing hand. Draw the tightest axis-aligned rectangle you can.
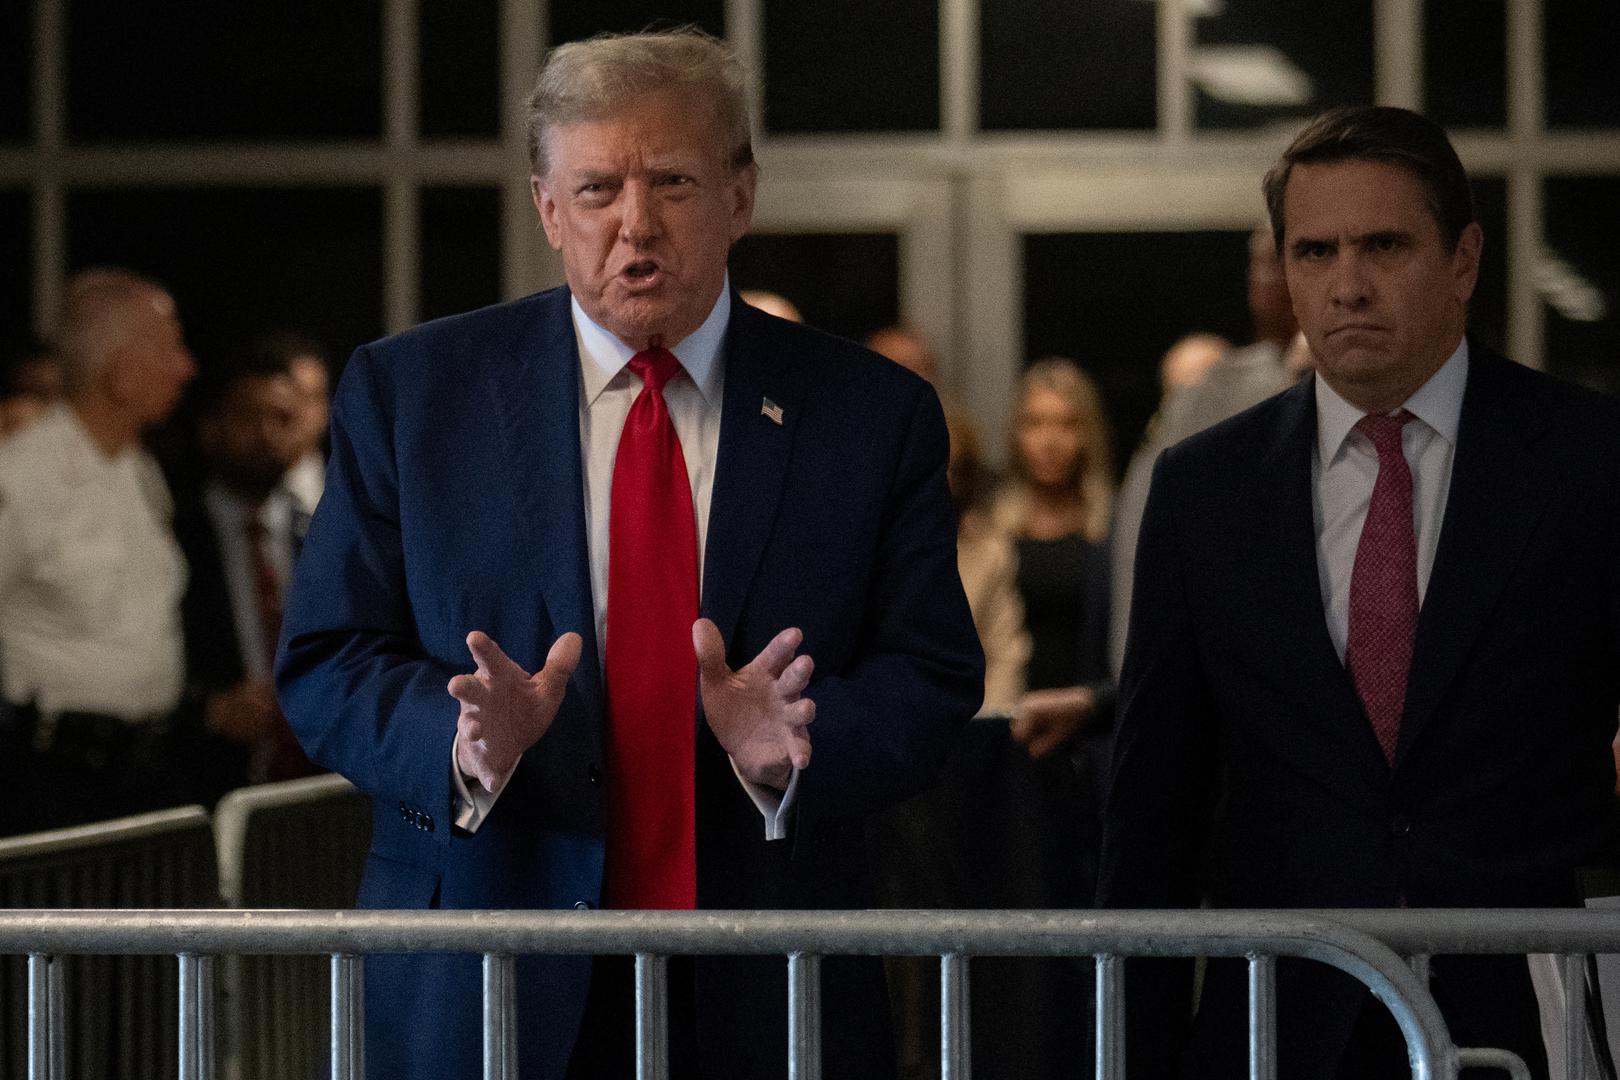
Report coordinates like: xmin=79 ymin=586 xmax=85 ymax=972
xmin=450 ymin=630 xmax=582 ymax=794
xmin=693 ymin=618 xmax=814 ymax=792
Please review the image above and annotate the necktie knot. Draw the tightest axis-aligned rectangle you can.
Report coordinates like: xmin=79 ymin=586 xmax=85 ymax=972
xmin=628 ymin=347 xmax=682 ymax=394
xmin=1355 ymin=410 xmax=1413 ymax=459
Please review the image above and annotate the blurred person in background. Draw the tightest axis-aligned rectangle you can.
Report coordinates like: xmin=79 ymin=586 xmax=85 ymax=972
xmin=172 ymin=348 xmax=316 ymax=806
xmin=1158 ymin=331 xmax=1231 ymax=396
xmin=738 ymin=288 xmax=803 ymax=323
xmin=0 ymin=268 xmax=196 ymax=835
xmin=994 ymin=357 xmax=1116 ymax=760
xmin=867 ymin=324 xmax=939 ymax=385
xmin=945 ymin=407 xmax=1028 ymax=715
xmin=1110 ymin=223 xmax=1302 ymax=675
xmin=248 ymin=332 xmax=334 ymax=516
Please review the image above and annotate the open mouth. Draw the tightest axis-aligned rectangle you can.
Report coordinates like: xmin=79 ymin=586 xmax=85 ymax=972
xmin=622 ymin=261 xmax=661 ymax=282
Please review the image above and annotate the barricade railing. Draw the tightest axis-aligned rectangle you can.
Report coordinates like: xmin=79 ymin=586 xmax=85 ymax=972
xmin=0 ymin=908 xmax=1466 ymax=1080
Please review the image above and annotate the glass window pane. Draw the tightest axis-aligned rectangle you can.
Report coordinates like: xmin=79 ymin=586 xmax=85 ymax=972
xmin=763 ymin=0 xmax=938 ymax=133
xmin=421 ymin=0 xmax=499 ymax=138
xmin=1194 ymin=0 xmax=1372 ymax=130
xmin=730 ymin=232 xmax=899 ymax=342
xmin=1425 ymin=0 xmax=1505 ymax=128
xmin=1 ymin=191 xmax=30 ymax=350
xmin=68 ymin=2 xmax=382 ymax=141
xmin=1546 ymin=6 xmax=1620 ymax=129
xmin=1468 ymin=176 xmax=1507 ymax=357
xmin=980 ymin=0 xmax=1155 ymax=131
xmin=0 ymin=5 xmax=28 ymax=143
xmin=1024 ymin=231 xmax=1255 ymax=473
xmin=549 ymin=1 xmax=725 ymax=45
xmin=67 ymin=188 xmax=383 ymax=379
xmin=1544 ymin=178 xmax=1620 ymax=397
xmin=420 ymin=187 xmax=502 ymax=322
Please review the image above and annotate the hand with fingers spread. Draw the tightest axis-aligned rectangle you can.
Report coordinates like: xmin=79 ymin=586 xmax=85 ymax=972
xmin=693 ymin=617 xmax=814 ymax=792
xmin=450 ymin=630 xmax=582 ymax=795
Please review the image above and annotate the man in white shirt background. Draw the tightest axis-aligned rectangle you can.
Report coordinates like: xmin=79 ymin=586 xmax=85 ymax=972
xmin=0 ymin=267 xmax=197 ymax=835
xmin=1099 ymin=106 xmax=1620 ymax=1080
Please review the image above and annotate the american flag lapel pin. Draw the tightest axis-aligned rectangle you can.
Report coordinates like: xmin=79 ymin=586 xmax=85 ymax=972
xmin=760 ymin=397 xmax=784 ymax=425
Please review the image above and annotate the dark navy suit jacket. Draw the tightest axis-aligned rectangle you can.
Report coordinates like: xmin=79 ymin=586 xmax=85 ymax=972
xmin=1098 ymin=346 xmax=1620 ymax=1079
xmin=275 ymin=287 xmax=983 ymax=1080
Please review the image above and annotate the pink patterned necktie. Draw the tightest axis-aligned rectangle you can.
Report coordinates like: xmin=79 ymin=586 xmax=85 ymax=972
xmin=1345 ymin=410 xmax=1418 ymax=764
xmin=602 ymin=347 xmax=699 ymax=909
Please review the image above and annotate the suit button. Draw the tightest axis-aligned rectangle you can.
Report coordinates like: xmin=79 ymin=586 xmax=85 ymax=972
xmin=587 ymin=764 xmax=602 ymax=787
xmin=1391 ymin=815 xmax=1411 ymax=836
xmin=423 ymin=814 xmax=435 ymax=833
xmin=574 ymin=901 xmax=593 ymax=910
xmin=399 ymin=801 xmax=409 ymax=820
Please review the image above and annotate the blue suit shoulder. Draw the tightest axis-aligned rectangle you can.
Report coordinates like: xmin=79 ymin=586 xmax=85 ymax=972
xmin=732 ymin=302 xmax=934 ymax=408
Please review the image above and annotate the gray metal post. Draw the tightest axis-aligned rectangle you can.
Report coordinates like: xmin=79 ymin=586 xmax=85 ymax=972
xmin=1095 ymin=954 xmax=1124 ymax=1080
xmin=483 ymin=953 xmax=517 ymax=1080
xmin=1409 ymin=953 xmax=1431 ymax=984
xmin=1563 ymin=953 xmax=1588 ymax=1080
xmin=179 ymin=953 xmax=198 ymax=1080
xmin=635 ymin=953 xmax=669 ymax=1080
xmin=198 ymin=954 xmax=216 ymax=1080
xmin=46 ymin=954 xmax=63 ymax=1080
xmin=331 ymin=953 xmax=359 ymax=1080
xmin=27 ymin=953 xmax=50 ymax=1080
xmin=1248 ymin=953 xmax=1276 ymax=1080
xmin=787 ymin=952 xmax=822 ymax=1080
xmin=940 ymin=952 xmax=970 ymax=1080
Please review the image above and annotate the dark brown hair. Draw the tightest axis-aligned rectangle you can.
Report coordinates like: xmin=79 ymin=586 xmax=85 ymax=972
xmin=1263 ymin=106 xmax=1475 ymax=253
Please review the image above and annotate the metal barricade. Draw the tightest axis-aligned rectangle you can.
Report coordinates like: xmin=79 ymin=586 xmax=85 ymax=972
xmin=0 ymin=907 xmax=1461 ymax=1080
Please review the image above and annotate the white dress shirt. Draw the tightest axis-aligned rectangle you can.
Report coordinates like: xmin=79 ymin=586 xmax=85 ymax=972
xmin=454 ymin=281 xmax=799 ymax=839
xmin=201 ymin=482 xmax=299 ymax=681
xmin=1312 ymin=340 xmax=1469 ymax=661
xmin=0 ymin=405 xmax=186 ymax=720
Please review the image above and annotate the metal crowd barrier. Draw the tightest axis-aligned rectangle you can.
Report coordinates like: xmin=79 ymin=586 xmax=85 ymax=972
xmin=2 ymin=907 xmax=1475 ymax=1080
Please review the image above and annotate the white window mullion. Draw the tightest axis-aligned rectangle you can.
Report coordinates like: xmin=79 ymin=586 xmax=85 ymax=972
xmin=30 ymin=0 xmax=67 ymax=338
xmin=1374 ymin=0 xmax=1423 ymax=110
xmin=382 ymin=0 xmax=420 ymax=333
xmin=499 ymin=0 xmax=554 ymax=299
xmin=1157 ymin=0 xmax=1192 ymax=145
xmin=1506 ymin=0 xmax=1545 ymax=369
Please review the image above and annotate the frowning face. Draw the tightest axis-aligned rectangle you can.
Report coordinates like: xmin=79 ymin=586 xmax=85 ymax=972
xmin=1281 ymin=158 xmax=1481 ymax=412
xmin=533 ymin=91 xmax=757 ymax=350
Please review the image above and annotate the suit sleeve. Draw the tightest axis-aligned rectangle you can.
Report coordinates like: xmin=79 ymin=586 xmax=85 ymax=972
xmin=794 ymin=385 xmax=985 ymax=828
xmin=1096 ymin=448 xmax=1223 ymax=1079
xmin=274 ymin=344 xmax=459 ymax=848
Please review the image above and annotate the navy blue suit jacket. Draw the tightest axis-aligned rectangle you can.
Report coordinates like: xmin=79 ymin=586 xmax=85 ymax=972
xmin=275 ymin=287 xmax=983 ymax=1080
xmin=1098 ymin=347 xmax=1620 ymax=1079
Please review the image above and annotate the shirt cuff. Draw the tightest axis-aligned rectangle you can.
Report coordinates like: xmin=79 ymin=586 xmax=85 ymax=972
xmin=730 ymin=757 xmax=800 ymax=841
xmin=450 ymin=732 xmax=518 ymax=834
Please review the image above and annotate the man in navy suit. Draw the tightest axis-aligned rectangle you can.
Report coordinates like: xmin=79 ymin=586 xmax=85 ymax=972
xmin=276 ymin=28 xmax=982 ymax=1080
xmin=1098 ymin=106 xmax=1620 ymax=1079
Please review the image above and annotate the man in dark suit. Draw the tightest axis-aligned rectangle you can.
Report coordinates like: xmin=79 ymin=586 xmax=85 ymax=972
xmin=1098 ymin=106 xmax=1620 ymax=1080
xmin=275 ymin=28 xmax=982 ymax=1080
xmin=172 ymin=351 xmax=312 ymax=805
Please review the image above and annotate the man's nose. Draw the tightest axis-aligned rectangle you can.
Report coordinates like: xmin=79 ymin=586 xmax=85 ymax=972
xmin=619 ymin=183 xmax=659 ymax=245
xmin=1328 ymin=253 xmax=1371 ymax=307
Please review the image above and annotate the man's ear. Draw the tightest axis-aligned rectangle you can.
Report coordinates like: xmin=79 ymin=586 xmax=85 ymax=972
xmin=533 ymin=175 xmax=563 ymax=251
xmin=1452 ymin=220 xmax=1483 ymax=304
xmin=727 ymin=162 xmax=759 ymax=245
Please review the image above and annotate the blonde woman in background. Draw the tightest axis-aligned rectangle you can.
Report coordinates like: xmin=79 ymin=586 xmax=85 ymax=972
xmin=994 ymin=356 xmax=1117 ymax=759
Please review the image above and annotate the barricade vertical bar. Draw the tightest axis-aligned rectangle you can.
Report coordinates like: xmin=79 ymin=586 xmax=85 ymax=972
xmin=1409 ymin=954 xmax=1431 ymax=984
xmin=1095 ymin=954 xmax=1124 ymax=1080
xmin=787 ymin=952 xmax=822 ymax=1080
xmin=1563 ymin=954 xmax=1588 ymax=1080
xmin=1248 ymin=954 xmax=1277 ymax=1080
xmin=635 ymin=953 xmax=669 ymax=1080
xmin=331 ymin=954 xmax=357 ymax=1080
xmin=941 ymin=953 xmax=970 ymax=1080
xmin=28 ymin=953 xmax=49 ymax=1080
xmin=484 ymin=953 xmax=517 ymax=1080
xmin=179 ymin=953 xmax=198 ymax=1080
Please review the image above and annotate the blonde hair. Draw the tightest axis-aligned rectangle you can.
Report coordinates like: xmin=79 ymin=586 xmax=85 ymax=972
xmin=525 ymin=28 xmax=754 ymax=177
xmin=994 ymin=356 xmax=1114 ymax=544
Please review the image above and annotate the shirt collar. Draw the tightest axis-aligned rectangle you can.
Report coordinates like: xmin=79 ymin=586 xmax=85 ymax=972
xmin=1315 ymin=338 xmax=1469 ymax=464
xmin=572 ymin=274 xmax=730 ymax=407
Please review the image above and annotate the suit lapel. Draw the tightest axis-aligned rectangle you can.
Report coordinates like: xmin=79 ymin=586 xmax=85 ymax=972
xmin=700 ymin=299 xmax=803 ymax=651
xmin=489 ymin=290 xmax=603 ymax=714
xmin=1395 ymin=347 xmax=1555 ymax=763
xmin=1256 ymin=378 xmax=1384 ymax=767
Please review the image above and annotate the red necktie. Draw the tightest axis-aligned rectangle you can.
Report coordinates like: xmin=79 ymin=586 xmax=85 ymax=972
xmin=244 ymin=518 xmax=283 ymax=673
xmin=602 ymin=347 xmax=699 ymax=909
xmin=1345 ymin=411 xmax=1418 ymax=764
